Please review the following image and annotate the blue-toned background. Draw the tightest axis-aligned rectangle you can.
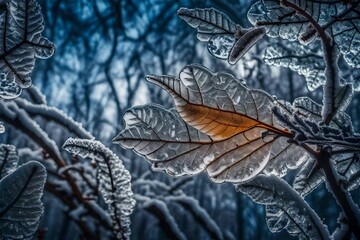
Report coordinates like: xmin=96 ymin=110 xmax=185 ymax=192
xmin=5 ymin=0 xmax=360 ymax=239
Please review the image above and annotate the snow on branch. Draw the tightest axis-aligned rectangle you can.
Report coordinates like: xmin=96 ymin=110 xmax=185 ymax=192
xmin=63 ymin=138 xmax=136 ymax=240
xmin=15 ymin=98 xmax=93 ymax=139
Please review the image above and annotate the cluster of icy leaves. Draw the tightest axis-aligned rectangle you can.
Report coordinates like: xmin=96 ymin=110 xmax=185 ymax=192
xmin=264 ymin=41 xmax=360 ymax=94
xmin=0 ymin=144 xmax=46 ymax=239
xmin=179 ymin=2 xmax=360 ymax=94
xmin=115 ymin=65 xmax=307 ymax=183
xmin=332 ymin=5 xmax=360 ymax=68
xmin=178 ymin=8 xmax=266 ymax=64
xmin=63 ymin=138 xmax=136 ymax=240
xmin=247 ymin=0 xmax=344 ymax=42
xmin=0 ymin=0 xmax=54 ymax=99
xmin=113 ymin=3 xmax=360 ymax=239
xmin=249 ymin=0 xmax=360 ymax=78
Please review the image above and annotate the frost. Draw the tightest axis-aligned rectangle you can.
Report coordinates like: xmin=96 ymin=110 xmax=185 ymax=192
xmin=0 ymin=144 xmax=18 ymax=179
xmin=0 ymin=0 xmax=54 ymax=98
xmin=248 ymin=0 xmax=344 ymax=43
xmin=264 ymin=42 xmax=326 ymax=91
xmin=293 ymin=97 xmax=354 ymax=134
xmin=15 ymin=98 xmax=93 ymax=139
xmin=274 ymin=103 xmax=360 ymax=152
xmin=332 ymin=6 xmax=360 ymax=68
xmin=179 ymin=8 xmax=264 ymax=64
xmin=293 ymin=157 xmax=324 ymax=197
xmin=26 ymin=85 xmax=47 ymax=104
xmin=0 ymin=73 xmax=21 ymax=99
xmin=322 ymin=56 xmax=353 ymax=123
xmin=263 ymin=137 xmax=307 ymax=179
xmin=229 ymin=27 xmax=266 ymax=65
xmin=0 ymin=101 xmax=63 ymax=161
xmin=248 ymin=0 xmax=360 ymax=70
xmin=63 ymin=138 xmax=136 ymax=240
xmin=207 ymin=34 xmax=235 ymax=59
xmin=177 ymin=8 xmax=237 ymax=41
xmin=335 ymin=153 xmax=360 ymax=191
xmin=0 ymin=161 xmax=46 ymax=239
xmin=332 ymin=214 xmax=350 ymax=240
xmin=236 ymin=175 xmax=330 ymax=240
xmin=352 ymin=69 xmax=360 ymax=92
xmin=248 ymin=1 xmax=308 ymax=41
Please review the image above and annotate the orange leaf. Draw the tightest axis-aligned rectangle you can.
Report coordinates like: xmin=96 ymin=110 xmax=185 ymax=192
xmin=146 ymin=65 xmax=292 ymax=140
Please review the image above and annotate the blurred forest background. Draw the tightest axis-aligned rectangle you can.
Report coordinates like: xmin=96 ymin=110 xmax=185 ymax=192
xmin=2 ymin=0 xmax=360 ymax=239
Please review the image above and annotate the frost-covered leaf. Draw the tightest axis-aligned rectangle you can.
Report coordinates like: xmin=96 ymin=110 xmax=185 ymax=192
xmin=177 ymin=8 xmax=237 ymax=41
xmin=207 ymin=27 xmax=266 ymax=62
xmin=293 ymin=157 xmax=324 ymax=196
xmin=248 ymin=0 xmax=344 ymax=42
xmin=335 ymin=153 xmax=360 ymax=191
xmin=0 ymin=144 xmax=18 ymax=179
xmin=146 ymin=65 xmax=289 ymax=140
xmin=207 ymin=34 xmax=235 ymax=59
xmin=0 ymin=0 xmax=54 ymax=99
xmin=294 ymin=153 xmax=360 ymax=194
xmin=323 ymin=82 xmax=353 ymax=123
xmin=249 ymin=0 xmax=360 ymax=67
xmin=274 ymin=105 xmax=360 ymax=152
xmin=229 ymin=27 xmax=266 ymax=65
xmin=264 ymin=42 xmax=326 ymax=91
xmin=236 ymin=175 xmax=330 ymax=240
xmin=293 ymin=97 xmax=354 ymax=134
xmin=290 ymin=97 xmax=356 ymax=195
xmin=179 ymin=8 xmax=264 ymax=63
xmin=63 ymin=138 xmax=135 ymax=240
xmin=0 ymin=161 xmax=46 ymax=239
xmin=332 ymin=6 xmax=360 ymax=68
xmin=248 ymin=0 xmax=308 ymax=41
xmin=115 ymin=65 xmax=306 ymax=183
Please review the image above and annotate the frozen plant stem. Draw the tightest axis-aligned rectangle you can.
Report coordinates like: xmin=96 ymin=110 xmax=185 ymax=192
xmin=281 ymin=0 xmax=360 ymax=238
xmin=317 ymin=150 xmax=360 ymax=240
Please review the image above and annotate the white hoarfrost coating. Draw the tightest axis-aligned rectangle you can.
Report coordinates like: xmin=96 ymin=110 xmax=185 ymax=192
xmin=63 ymin=138 xmax=136 ymax=240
